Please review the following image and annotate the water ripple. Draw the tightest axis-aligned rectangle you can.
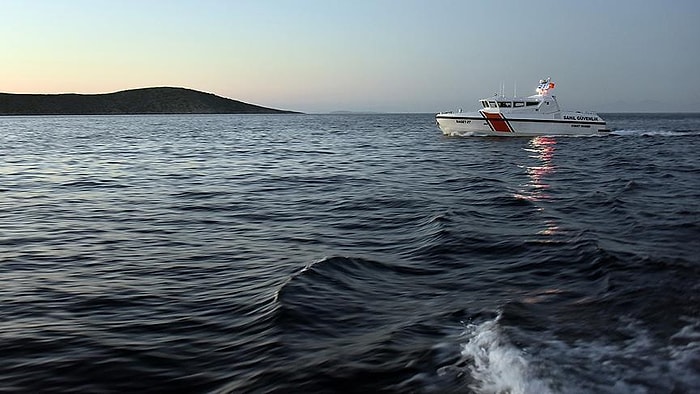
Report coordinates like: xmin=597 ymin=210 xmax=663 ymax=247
xmin=0 ymin=114 xmax=698 ymax=393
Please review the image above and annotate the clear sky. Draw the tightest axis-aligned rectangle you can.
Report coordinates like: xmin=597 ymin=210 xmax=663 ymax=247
xmin=3 ymin=0 xmax=700 ymax=113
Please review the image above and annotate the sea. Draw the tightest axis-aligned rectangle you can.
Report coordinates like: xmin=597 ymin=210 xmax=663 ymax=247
xmin=0 ymin=112 xmax=698 ymax=393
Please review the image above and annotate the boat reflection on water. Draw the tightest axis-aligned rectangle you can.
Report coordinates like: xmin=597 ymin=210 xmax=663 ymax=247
xmin=521 ymin=136 xmax=560 ymax=236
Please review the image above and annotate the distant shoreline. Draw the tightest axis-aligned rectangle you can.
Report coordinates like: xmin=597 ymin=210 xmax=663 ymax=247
xmin=0 ymin=87 xmax=300 ymax=116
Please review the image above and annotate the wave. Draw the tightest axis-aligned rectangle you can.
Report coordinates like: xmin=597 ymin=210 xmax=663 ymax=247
xmin=436 ymin=313 xmax=554 ymax=394
xmin=275 ymin=256 xmax=439 ymax=333
xmin=260 ymin=256 xmax=452 ymax=393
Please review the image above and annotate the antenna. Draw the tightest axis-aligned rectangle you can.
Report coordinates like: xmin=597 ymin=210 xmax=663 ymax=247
xmin=514 ymin=81 xmax=517 ymax=97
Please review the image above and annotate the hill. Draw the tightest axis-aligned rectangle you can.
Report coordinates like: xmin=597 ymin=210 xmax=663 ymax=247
xmin=0 ymin=87 xmax=299 ymax=115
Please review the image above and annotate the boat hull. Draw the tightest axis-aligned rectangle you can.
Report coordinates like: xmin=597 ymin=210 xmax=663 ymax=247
xmin=436 ymin=113 xmax=610 ymax=137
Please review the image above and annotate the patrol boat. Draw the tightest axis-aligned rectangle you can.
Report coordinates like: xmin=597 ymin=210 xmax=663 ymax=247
xmin=436 ymin=78 xmax=610 ymax=136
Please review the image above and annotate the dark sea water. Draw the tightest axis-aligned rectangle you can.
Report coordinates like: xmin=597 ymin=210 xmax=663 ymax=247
xmin=1 ymin=113 xmax=698 ymax=393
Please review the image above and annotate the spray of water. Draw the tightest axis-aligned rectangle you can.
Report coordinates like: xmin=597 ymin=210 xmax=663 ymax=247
xmin=459 ymin=315 xmax=554 ymax=394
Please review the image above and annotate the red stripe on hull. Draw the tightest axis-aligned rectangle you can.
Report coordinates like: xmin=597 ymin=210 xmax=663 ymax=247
xmin=482 ymin=112 xmax=513 ymax=132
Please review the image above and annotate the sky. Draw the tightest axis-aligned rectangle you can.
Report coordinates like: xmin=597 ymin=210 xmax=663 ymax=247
xmin=2 ymin=0 xmax=700 ymax=113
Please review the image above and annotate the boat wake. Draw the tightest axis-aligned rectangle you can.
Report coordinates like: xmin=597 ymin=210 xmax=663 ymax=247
xmin=439 ymin=313 xmax=554 ymax=394
xmin=438 ymin=309 xmax=700 ymax=394
xmin=611 ymin=129 xmax=700 ymax=136
xmin=606 ymin=113 xmax=700 ymax=136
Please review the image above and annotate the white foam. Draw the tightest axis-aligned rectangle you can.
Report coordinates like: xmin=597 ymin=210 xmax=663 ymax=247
xmin=611 ymin=129 xmax=698 ymax=136
xmin=458 ymin=315 xmax=554 ymax=394
xmin=530 ymin=316 xmax=700 ymax=393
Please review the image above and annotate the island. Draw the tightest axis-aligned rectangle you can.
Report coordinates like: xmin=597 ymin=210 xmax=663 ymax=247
xmin=0 ymin=87 xmax=299 ymax=115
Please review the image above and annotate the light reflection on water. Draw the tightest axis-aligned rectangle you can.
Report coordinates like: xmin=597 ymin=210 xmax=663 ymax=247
xmin=525 ymin=136 xmax=556 ymax=201
xmin=520 ymin=136 xmax=560 ymax=236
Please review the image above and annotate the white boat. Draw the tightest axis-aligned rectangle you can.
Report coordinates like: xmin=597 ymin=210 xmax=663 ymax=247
xmin=436 ymin=78 xmax=610 ymax=137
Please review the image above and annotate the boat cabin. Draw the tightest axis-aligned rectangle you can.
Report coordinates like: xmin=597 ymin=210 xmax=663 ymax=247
xmin=479 ymin=95 xmax=560 ymax=115
xmin=478 ymin=77 xmax=561 ymax=115
xmin=479 ymin=100 xmax=540 ymax=109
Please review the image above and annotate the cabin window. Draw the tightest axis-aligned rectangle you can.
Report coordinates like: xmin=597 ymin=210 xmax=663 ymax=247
xmin=481 ymin=100 xmax=488 ymax=108
xmin=526 ymin=101 xmax=538 ymax=107
xmin=514 ymin=102 xmax=524 ymax=108
xmin=497 ymin=101 xmax=512 ymax=108
xmin=488 ymin=101 xmax=497 ymax=108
